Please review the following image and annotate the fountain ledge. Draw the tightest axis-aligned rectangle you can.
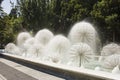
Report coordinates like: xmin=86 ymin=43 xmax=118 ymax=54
xmin=1 ymin=53 xmax=120 ymax=80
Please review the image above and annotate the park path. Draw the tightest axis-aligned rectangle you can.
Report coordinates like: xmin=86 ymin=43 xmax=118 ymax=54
xmin=0 ymin=61 xmax=37 ymax=80
xmin=0 ymin=57 xmax=64 ymax=80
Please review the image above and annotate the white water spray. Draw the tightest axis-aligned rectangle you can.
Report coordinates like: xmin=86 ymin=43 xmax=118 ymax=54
xmin=43 ymin=35 xmax=71 ymax=63
xmin=17 ymin=32 xmax=32 ymax=47
xmin=5 ymin=43 xmax=21 ymax=55
xmin=101 ymin=43 xmax=120 ymax=56
xmin=68 ymin=43 xmax=93 ymax=67
xmin=68 ymin=21 xmax=98 ymax=53
xmin=35 ymin=29 xmax=54 ymax=46
xmin=23 ymin=37 xmax=36 ymax=49
xmin=27 ymin=44 xmax=44 ymax=59
xmin=102 ymin=54 xmax=120 ymax=69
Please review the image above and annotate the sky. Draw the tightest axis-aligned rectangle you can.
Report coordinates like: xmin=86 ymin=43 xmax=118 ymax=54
xmin=1 ymin=0 xmax=16 ymax=14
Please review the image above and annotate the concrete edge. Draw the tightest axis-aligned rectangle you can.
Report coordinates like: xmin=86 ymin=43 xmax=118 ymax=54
xmin=1 ymin=53 xmax=120 ymax=80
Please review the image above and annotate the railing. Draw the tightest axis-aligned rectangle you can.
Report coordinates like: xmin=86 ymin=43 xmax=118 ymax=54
xmin=0 ymin=53 xmax=120 ymax=80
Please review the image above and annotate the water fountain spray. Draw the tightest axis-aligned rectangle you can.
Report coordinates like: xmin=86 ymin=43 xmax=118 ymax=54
xmin=35 ymin=29 xmax=54 ymax=46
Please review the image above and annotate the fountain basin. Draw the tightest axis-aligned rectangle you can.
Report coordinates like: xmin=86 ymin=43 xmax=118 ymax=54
xmin=1 ymin=53 xmax=120 ymax=80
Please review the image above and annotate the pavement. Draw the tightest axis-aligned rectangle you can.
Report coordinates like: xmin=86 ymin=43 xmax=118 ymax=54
xmin=0 ymin=74 xmax=7 ymax=80
xmin=0 ymin=62 xmax=37 ymax=80
xmin=0 ymin=57 xmax=65 ymax=80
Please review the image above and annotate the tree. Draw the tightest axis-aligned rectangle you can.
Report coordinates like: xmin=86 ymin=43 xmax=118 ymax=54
xmin=0 ymin=0 xmax=4 ymax=17
xmin=0 ymin=0 xmax=3 ymax=10
xmin=9 ymin=1 xmax=18 ymax=18
xmin=91 ymin=0 xmax=120 ymax=43
xmin=0 ymin=0 xmax=23 ymax=48
xmin=60 ymin=0 xmax=98 ymax=34
xmin=0 ymin=16 xmax=14 ymax=48
xmin=17 ymin=0 xmax=98 ymax=34
xmin=17 ymin=0 xmax=52 ymax=32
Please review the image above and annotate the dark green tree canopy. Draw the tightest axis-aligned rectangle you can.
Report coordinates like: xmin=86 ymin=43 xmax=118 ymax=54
xmin=91 ymin=0 xmax=120 ymax=42
xmin=0 ymin=0 xmax=120 ymax=48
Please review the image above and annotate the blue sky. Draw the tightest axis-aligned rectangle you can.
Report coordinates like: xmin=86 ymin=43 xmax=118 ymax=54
xmin=1 ymin=0 xmax=16 ymax=14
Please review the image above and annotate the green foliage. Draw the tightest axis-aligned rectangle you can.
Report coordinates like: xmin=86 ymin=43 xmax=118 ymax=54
xmin=0 ymin=0 xmax=23 ymax=48
xmin=0 ymin=16 xmax=14 ymax=48
xmin=0 ymin=2 xmax=23 ymax=48
xmin=0 ymin=0 xmax=3 ymax=17
xmin=0 ymin=15 xmax=23 ymax=48
xmin=17 ymin=0 xmax=51 ymax=32
xmin=17 ymin=0 xmax=98 ymax=34
xmin=91 ymin=0 xmax=120 ymax=42
xmin=0 ymin=0 xmax=120 ymax=48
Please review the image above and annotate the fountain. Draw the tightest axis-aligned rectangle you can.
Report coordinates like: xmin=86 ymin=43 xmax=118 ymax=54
xmin=43 ymin=35 xmax=71 ymax=64
xmin=102 ymin=54 xmax=120 ymax=69
xmin=27 ymin=44 xmax=44 ymax=58
xmin=5 ymin=43 xmax=21 ymax=55
xmin=23 ymin=37 xmax=36 ymax=49
xmin=68 ymin=21 xmax=100 ymax=54
xmin=112 ymin=65 xmax=120 ymax=74
xmin=35 ymin=29 xmax=54 ymax=46
xmin=16 ymin=32 xmax=32 ymax=56
xmin=17 ymin=32 xmax=32 ymax=48
xmin=67 ymin=43 xmax=93 ymax=67
xmin=101 ymin=43 xmax=120 ymax=56
xmin=3 ymin=21 xmax=120 ymax=79
xmin=99 ymin=43 xmax=120 ymax=71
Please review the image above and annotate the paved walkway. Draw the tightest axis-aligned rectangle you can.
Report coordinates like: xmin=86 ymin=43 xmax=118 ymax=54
xmin=0 ymin=58 xmax=64 ymax=80
xmin=0 ymin=74 xmax=7 ymax=80
xmin=0 ymin=61 xmax=37 ymax=80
